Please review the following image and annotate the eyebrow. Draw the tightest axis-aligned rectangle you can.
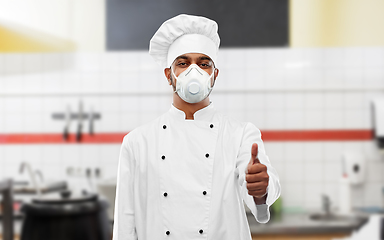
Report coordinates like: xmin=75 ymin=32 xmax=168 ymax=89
xmin=175 ymin=55 xmax=212 ymax=61
xmin=199 ymin=56 xmax=212 ymax=61
xmin=176 ymin=56 xmax=189 ymax=60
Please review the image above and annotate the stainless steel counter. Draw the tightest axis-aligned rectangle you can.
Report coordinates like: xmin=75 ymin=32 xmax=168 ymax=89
xmin=247 ymin=212 xmax=369 ymax=235
xmin=1 ymin=211 xmax=370 ymax=237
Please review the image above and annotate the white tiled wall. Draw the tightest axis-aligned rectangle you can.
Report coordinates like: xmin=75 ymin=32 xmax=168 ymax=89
xmin=1 ymin=47 xmax=384 ymax=211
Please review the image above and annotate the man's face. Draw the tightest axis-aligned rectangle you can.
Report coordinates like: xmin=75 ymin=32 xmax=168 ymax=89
xmin=165 ymin=53 xmax=218 ymax=90
xmin=172 ymin=53 xmax=215 ymax=76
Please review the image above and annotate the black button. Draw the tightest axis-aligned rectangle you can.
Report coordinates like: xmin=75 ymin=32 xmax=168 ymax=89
xmin=163 ymin=192 xmax=168 ymax=197
xmin=203 ymin=191 xmax=207 ymax=195
xmin=199 ymin=229 xmax=203 ymax=234
xmin=163 ymin=125 xmax=167 ymax=129
xmin=205 ymin=153 xmax=209 ymax=158
xmin=161 ymin=155 xmax=165 ymax=160
xmin=210 ymin=124 xmax=214 ymax=128
xmin=166 ymin=231 xmax=170 ymax=235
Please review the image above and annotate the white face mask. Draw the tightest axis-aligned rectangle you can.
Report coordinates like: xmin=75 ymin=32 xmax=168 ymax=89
xmin=171 ymin=64 xmax=215 ymax=104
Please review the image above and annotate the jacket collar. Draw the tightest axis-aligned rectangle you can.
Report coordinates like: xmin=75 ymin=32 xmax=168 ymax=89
xmin=169 ymin=103 xmax=216 ymax=122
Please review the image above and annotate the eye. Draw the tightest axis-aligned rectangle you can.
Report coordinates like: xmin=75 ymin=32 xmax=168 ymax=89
xmin=199 ymin=62 xmax=212 ymax=69
xmin=177 ymin=62 xmax=189 ymax=67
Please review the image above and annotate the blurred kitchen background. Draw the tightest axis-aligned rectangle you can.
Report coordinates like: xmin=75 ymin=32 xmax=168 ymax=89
xmin=1 ymin=0 xmax=384 ymax=239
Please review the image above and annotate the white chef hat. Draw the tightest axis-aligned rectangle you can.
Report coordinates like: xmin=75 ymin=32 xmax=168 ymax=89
xmin=149 ymin=14 xmax=220 ymax=68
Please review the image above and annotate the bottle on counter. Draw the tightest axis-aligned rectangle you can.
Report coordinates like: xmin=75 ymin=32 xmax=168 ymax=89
xmin=338 ymin=170 xmax=351 ymax=215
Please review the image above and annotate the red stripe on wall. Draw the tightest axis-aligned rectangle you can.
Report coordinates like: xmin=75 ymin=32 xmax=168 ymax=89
xmin=0 ymin=130 xmax=374 ymax=144
xmin=261 ymin=130 xmax=373 ymax=141
xmin=0 ymin=133 xmax=126 ymax=144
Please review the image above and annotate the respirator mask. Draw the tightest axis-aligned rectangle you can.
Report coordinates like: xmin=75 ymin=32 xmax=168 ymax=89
xmin=171 ymin=64 xmax=215 ymax=104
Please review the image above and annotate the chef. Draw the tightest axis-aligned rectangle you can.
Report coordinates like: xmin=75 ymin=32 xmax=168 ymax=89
xmin=113 ymin=14 xmax=281 ymax=240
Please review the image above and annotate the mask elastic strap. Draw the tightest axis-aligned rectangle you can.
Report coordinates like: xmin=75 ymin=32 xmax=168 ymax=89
xmin=208 ymin=68 xmax=216 ymax=89
xmin=171 ymin=67 xmax=177 ymax=80
xmin=170 ymin=68 xmax=179 ymax=93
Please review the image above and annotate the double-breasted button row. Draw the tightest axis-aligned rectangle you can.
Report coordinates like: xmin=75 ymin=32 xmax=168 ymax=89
xmin=163 ymin=154 xmax=209 ymax=160
xmin=163 ymin=191 xmax=206 ymax=197
xmin=165 ymin=230 xmax=203 ymax=236
xmin=162 ymin=191 xmax=206 ymax=236
xmin=164 ymin=124 xmax=213 ymax=129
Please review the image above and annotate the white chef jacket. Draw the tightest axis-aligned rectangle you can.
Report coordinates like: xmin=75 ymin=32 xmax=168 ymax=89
xmin=113 ymin=103 xmax=280 ymax=240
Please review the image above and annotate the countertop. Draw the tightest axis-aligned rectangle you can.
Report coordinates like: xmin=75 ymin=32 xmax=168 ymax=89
xmin=247 ymin=212 xmax=369 ymax=235
xmin=1 ymin=211 xmax=371 ymax=237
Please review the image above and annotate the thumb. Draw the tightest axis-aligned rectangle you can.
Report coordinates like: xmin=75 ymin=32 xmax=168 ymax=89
xmin=251 ymin=143 xmax=260 ymax=164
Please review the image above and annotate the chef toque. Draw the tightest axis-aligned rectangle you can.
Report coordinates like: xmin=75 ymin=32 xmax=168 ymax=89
xmin=149 ymin=14 xmax=220 ymax=68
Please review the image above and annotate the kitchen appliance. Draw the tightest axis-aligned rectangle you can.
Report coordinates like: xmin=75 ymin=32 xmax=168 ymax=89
xmin=343 ymin=152 xmax=365 ymax=185
xmin=20 ymin=191 xmax=111 ymax=240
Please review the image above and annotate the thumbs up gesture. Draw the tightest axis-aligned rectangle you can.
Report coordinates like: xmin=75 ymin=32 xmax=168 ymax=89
xmin=246 ymin=143 xmax=269 ymax=203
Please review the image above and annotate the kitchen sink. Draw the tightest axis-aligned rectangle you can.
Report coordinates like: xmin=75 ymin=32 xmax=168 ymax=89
xmin=248 ymin=212 xmax=370 ymax=235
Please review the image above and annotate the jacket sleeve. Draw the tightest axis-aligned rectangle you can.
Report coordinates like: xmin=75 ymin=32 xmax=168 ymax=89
xmin=236 ymin=123 xmax=281 ymax=224
xmin=112 ymin=134 xmax=137 ymax=240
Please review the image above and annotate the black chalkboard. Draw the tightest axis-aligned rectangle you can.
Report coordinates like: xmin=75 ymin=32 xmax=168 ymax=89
xmin=106 ymin=0 xmax=288 ymax=50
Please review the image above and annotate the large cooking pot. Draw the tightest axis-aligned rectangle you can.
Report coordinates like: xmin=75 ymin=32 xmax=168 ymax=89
xmin=20 ymin=191 xmax=111 ymax=240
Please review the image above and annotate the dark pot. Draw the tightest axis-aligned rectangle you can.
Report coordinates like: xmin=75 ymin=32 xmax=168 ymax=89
xmin=20 ymin=192 xmax=111 ymax=240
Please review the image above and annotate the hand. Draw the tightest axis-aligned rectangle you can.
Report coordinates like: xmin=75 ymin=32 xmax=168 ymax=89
xmin=246 ymin=143 xmax=269 ymax=203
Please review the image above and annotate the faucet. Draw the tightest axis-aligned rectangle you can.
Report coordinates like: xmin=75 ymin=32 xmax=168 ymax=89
xmin=322 ymin=194 xmax=331 ymax=215
xmin=35 ymin=170 xmax=44 ymax=183
xmin=19 ymin=162 xmax=41 ymax=197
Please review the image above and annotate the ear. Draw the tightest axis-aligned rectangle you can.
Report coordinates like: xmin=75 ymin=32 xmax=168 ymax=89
xmin=211 ymin=68 xmax=219 ymax=88
xmin=214 ymin=68 xmax=219 ymax=80
xmin=164 ymin=68 xmax=172 ymax=85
